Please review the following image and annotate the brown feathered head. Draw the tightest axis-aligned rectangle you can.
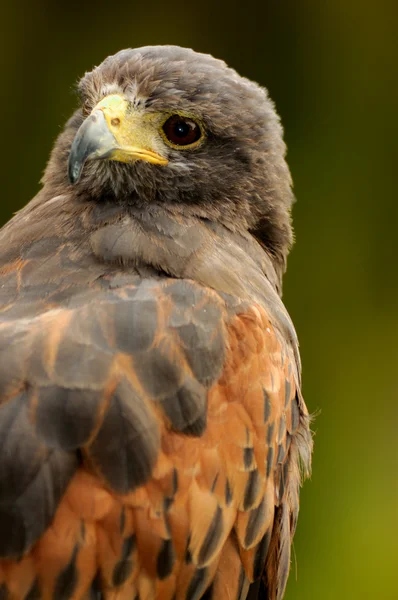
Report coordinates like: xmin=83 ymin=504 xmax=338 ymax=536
xmin=44 ymin=46 xmax=294 ymax=272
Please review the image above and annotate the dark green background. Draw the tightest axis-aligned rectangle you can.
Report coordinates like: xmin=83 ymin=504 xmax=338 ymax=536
xmin=1 ymin=1 xmax=396 ymax=598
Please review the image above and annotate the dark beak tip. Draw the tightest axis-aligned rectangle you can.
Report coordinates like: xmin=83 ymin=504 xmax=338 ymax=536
xmin=67 ymin=110 xmax=115 ymax=186
xmin=67 ymin=160 xmax=81 ymax=185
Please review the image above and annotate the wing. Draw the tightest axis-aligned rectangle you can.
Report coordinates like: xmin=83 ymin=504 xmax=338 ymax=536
xmin=0 ymin=202 xmax=311 ymax=600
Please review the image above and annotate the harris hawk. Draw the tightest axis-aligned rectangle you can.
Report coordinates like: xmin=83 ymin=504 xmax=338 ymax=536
xmin=0 ymin=47 xmax=312 ymax=600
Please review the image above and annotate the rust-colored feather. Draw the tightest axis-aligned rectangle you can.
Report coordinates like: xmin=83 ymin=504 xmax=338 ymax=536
xmin=0 ymin=177 xmax=313 ymax=600
xmin=0 ymin=289 xmax=311 ymax=599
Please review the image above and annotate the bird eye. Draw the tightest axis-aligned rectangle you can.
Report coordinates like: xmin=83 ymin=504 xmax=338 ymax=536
xmin=162 ymin=115 xmax=202 ymax=147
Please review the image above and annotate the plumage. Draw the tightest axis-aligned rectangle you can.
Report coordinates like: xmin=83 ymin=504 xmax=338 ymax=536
xmin=0 ymin=46 xmax=312 ymax=599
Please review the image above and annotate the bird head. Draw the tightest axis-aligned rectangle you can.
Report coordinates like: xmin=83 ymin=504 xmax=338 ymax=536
xmin=45 ymin=46 xmax=294 ymax=267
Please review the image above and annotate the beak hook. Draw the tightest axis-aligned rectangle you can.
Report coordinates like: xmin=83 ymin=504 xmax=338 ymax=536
xmin=68 ymin=110 xmax=117 ymax=184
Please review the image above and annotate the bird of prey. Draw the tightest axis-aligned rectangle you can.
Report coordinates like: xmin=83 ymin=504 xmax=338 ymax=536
xmin=0 ymin=46 xmax=312 ymax=600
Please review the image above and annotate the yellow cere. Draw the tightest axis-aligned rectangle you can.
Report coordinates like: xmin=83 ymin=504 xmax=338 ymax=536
xmin=92 ymin=94 xmax=169 ymax=166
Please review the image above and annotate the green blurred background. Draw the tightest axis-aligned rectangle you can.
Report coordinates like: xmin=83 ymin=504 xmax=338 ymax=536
xmin=1 ymin=1 xmax=397 ymax=598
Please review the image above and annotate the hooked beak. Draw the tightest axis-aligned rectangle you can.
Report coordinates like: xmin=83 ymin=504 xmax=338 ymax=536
xmin=68 ymin=94 xmax=168 ymax=184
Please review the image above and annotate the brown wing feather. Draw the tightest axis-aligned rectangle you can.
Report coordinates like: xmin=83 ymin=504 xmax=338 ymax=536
xmin=0 ymin=198 xmax=311 ymax=599
xmin=0 ymin=281 xmax=311 ymax=600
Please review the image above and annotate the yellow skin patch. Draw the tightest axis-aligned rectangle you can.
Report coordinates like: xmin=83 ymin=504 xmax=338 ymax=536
xmin=93 ymin=95 xmax=169 ymax=166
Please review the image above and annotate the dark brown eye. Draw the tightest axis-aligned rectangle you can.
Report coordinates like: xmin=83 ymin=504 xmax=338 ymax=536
xmin=162 ymin=115 xmax=202 ymax=146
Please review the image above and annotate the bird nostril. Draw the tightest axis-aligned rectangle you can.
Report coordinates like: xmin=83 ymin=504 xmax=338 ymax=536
xmin=111 ymin=118 xmax=120 ymax=127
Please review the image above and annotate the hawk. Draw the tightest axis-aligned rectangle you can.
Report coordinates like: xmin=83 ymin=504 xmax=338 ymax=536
xmin=0 ymin=46 xmax=312 ymax=600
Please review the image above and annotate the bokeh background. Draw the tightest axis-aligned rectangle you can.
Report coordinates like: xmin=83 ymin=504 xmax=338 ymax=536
xmin=1 ymin=1 xmax=397 ymax=598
